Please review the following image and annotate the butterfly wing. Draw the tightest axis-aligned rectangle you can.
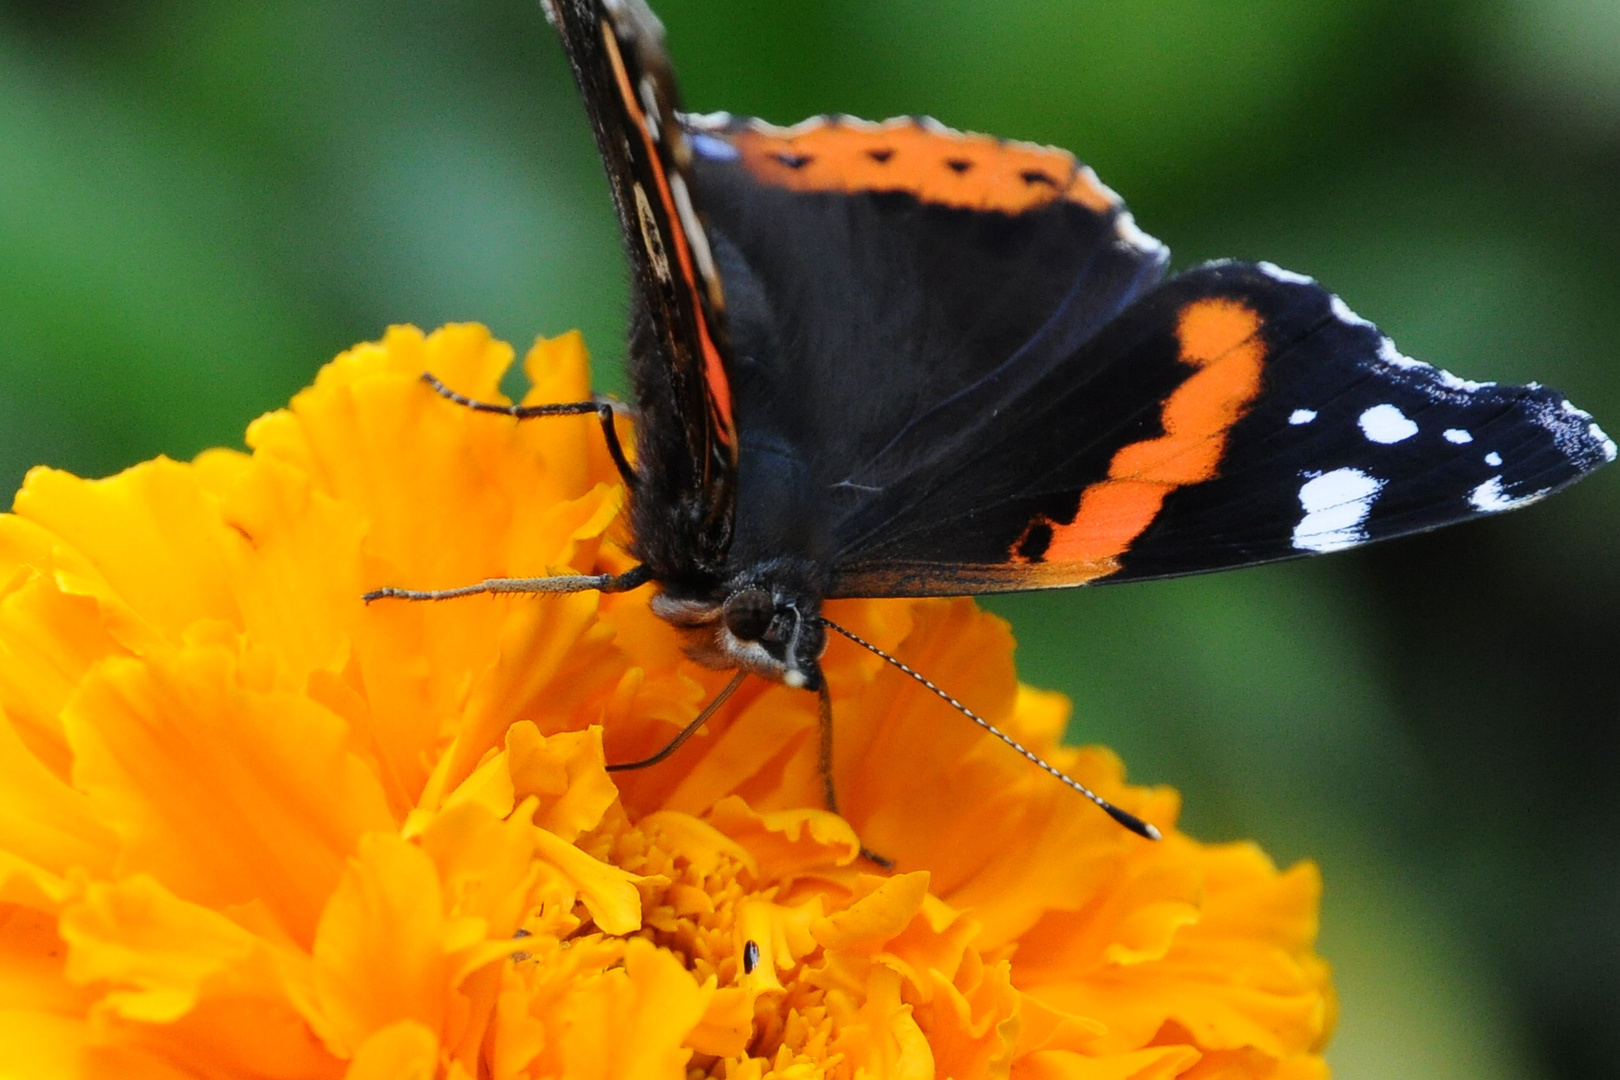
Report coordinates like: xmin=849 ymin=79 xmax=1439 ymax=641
xmin=828 ymin=261 xmax=1616 ymax=594
xmin=682 ymin=114 xmax=1611 ymax=594
xmin=545 ymin=0 xmax=738 ymax=570
xmin=680 ymin=113 xmax=1171 ymax=570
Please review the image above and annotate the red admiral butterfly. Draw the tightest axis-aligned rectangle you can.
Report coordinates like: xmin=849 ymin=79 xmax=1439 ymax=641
xmin=369 ymin=0 xmax=1614 ymax=840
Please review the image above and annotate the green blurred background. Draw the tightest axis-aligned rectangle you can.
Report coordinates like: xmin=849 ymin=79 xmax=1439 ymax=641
xmin=2 ymin=0 xmax=1616 ymax=1076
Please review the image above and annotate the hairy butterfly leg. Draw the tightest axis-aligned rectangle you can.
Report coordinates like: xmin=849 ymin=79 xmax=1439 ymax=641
xmin=362 ymin=564 xmax=652 ymax=604
xmin=421 ymin=371 xmax=637 ymax=488
xmin=818 ymin=683 xmax=896 ymax=869
xmin=605 ymin=671 xmax=748 ymax=771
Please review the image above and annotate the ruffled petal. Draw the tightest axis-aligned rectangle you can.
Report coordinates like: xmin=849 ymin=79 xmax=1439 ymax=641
xmin=0 ymin=325 xmax=1330 ymax=1080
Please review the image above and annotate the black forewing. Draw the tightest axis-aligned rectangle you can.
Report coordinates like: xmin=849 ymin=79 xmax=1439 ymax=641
xmin=1111 ymin=264 xmax=1615 ymax=582
xmin=826 ymin=262 xmax=1615 ymax=594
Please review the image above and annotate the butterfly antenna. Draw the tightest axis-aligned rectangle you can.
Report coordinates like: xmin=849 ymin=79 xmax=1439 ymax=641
xmin=821 ymin=618 xmax=1161 ymax=841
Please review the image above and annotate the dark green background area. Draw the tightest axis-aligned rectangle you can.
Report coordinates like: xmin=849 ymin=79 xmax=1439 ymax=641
xmin=2 ymin=1 xmax=1616 ymax=1076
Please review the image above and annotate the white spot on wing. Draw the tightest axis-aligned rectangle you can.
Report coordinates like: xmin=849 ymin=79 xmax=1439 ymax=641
xmin=1470 ymin=476 xmax=1547 ymax=512
xmin=1289 ymin=409 xmax=1317 ymax=425
xmin=1293 ymin=468 xmax=1386 ymax=553
xmin=1359 ymin=404 xmax=1419 ymax=444
xmin=1259 ymin=261 xmax=1315 ymax=286
xmin=1484 ymin=451 xmax=1503 ymax=467
xmin=1443 ymin=428 xmax=1473 ymax=444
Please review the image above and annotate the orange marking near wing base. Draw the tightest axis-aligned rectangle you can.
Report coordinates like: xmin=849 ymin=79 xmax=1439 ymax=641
xmin=601 ymin=22 xmax=737 ymax=442
xmin=726 ymin=118 xmax=1117 ymax=215
xmin=1030 ymin=298 xmax=1267 ymax=566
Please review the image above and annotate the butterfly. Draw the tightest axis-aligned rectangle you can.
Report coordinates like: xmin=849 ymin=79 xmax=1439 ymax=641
xmin=368 ymin=0 xmax=1615 ymax=841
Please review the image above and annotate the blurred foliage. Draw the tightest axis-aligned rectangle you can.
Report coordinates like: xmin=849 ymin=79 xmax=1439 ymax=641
xmin=1 ymin=1 xmax=1617 ymax=1077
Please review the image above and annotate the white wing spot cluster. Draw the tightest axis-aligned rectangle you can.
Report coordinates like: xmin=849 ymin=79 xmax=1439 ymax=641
xmin=1293 ymin=468 xmax=1386 ymax=553
xmin=1289 ymin=409 xmax=1317 ymax=425
xmin=1358 ymin=404 xmax=1419 ymax=444
xmin=1485 ymin=451 xmax=1503 ymax=467
xmin=1443 ymin=428 xmax=1473 ymax=444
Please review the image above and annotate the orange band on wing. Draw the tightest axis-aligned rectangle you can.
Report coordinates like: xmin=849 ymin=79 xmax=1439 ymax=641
xmin=1019 ymin=298 xmax=1267 ymax=569
xmin=601 ymin=23 xmax=736 ymax=441
xmin=726 ymin=118 xmax=1117 ymax=215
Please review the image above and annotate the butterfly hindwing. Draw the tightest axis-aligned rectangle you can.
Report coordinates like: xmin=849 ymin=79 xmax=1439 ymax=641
xmin=827 ymin=261 xmax=1616 ymax=594
xmin=680 ymin=113 xmax=1170 ymax=570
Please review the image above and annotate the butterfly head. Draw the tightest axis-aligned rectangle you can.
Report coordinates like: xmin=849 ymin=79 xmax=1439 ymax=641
xmin=649 ymin=561 xmax=829 ymax=690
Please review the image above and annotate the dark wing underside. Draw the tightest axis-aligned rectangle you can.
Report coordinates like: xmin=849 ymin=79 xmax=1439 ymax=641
xmin=831 ymin=262 xmax=1615 ymax=594
xmin=681 ymin=114 xmax=1170 ymax=572
xmin=546 ymin=1 xmax=738 ymax=577
xmin=676 ymin=117 xmax=1615 ymax=596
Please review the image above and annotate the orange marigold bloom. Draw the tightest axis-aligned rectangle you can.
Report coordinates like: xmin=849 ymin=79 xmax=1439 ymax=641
xmin=0 ymin=324 xmax=1333 ymax=1079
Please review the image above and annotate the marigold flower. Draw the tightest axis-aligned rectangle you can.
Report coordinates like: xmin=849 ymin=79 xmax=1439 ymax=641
xmin=0 ymin=324 xmax=1333 ymax=1079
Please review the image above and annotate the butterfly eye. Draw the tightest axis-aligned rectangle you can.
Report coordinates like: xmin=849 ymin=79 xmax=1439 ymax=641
xmin=723 ymin=588 xmax=775 ymax=642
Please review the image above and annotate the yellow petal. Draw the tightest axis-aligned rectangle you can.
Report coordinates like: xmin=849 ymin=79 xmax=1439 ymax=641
xmin=57 ymin=874 xmax=336 ymax=1078
xmin=813 ymin=871 xmax=931 ymax=951
xmin=65 ymin=644 xmax=395 ymax=944
xmin=707 ymin=797 xmax=861 ymax=878
xmin=343 ymin=1019 xmax=439 ymax=1080
xmin=1013 ymin=1044 xmax=1202 ymax=1080
xmin=416 ymin=802 xmax=536 ymax=939
xmin=505 ymin=723 xmax=618 ymax=842
xmin=919 ymin=958 xmax=1019 ymax=1080
xmin=0 ymin=903 xmax=93 ymax=1015
xmin=529 ymin=827 xmax=645 ymax=936
xmin=0 ymin=568 xmax=127 ymax=764
xmin=685 ymin=982 xmax=752 ymax=1058
xmin=638 ymin=809 xmax=756 ymax=877
xmin=60 ymin=875 xmax=258 ymax=1024
xmin=557 ymin=938 xmax=710 ymax=1080
xmin=0 ymin=1007 xmax=199 ymax=1080
xmin=15 ymin=461 xmax=243 ymax=643
xmin=828 ymin=965 xmax=933 ymax=1080
xmin=312 ymin=833 xmax=449 ymax=1057
xmin=0 ymin=707 xmax=115 ymax=880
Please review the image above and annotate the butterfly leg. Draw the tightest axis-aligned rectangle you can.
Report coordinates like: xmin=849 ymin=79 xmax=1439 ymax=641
xmin=363 ymin=563 xmax=651 ymax=604
xmin=420 ymin=372 xmax=637 ymax=488
xmin=605 ymin=671 xmax=748 ymax=772
xmin=818 ymin=684 xmax=895 ymax=869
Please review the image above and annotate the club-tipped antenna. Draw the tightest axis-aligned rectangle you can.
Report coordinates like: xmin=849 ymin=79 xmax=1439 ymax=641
xmin=821 ymin=617 xmax=1161 ymax=841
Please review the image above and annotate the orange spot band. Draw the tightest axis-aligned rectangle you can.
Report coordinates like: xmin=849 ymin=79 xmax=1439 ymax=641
xmin=1029 ymin=298 xmax=1267 ymax=567
xmin=727 ymin=119 xmax=1117 ymax=215
xmin=601 ymin=23 xmax=736 ymax=441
